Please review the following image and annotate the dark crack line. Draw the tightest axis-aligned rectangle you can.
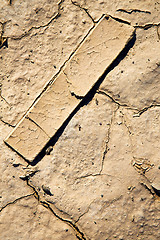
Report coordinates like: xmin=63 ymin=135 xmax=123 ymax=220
xmin=0 ymin=94 xmax=10 ymax=105
xmin=109 ymin=15 xmax=131 ymax=25
xmin=0 ymin=83 xmax=10 ymax=105
xmin=75 ymin=201 xmax=94 ymax=224
xmin=71 ymin=0 xmax=96 ymax=24
xmin=103 ymin=195 xmax=123 ymax=208
xmin=133 ymin=104 xmax=160 ymax=117
xmin=0 ymin=21 xmax=9 ymax=49
xmin=0 ymin=92 xmax=10 ymax=106
xmin=98 ymin=91 xmax=160 ymax=117
xmin=134 ymin=22 xmax=160 ymax=30
xmin=140 ymin=182 xmax=155 ymax=196
xmin=47 ymin=199 xmax=72 ymax=218
xmin=99 ymin=107 xmax=119 ymax=174
xmin=97 ymin=89 xmax=138 ymax=111
xmin=25 ymin=178 xmax=88 ymax=240
xmin=77 ymin=195 xmax=123 ymax=224
xmin=0 ymin=118 xmax=15 ymax=127
xmin=10 ymin=0 xmax=65 ymax=40
xmin=0 ymin=193 xmax=34 ymax=212
xmin=99 ymin=124 xmax=112 ymax=174
xmin=139 ymin=170 xmax=160 ymax=198
xmin=117 ymin=9 xmax=151 ymax=14
xmin=121 ymin=109 xmax=133 ymax=139
xmin=70 ymin=91 xmax=84 ymax=100
xmin=0 ymin=37 xmax=8 ymax=49
xmin=76 ymin=195 xmax=122 ymax=225
xmin=63 ymin=71 xmax=72 ymax=86
xmin=41 ymin=201 xmax=87 ymax=240
xmin=156 ymin=25 xmax=160 ymax=40
xmin=19 ymin=170 xmax=40 ymax=181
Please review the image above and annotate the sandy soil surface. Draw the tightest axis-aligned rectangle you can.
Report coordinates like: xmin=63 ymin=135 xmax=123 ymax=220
xmin=0 ymin=0 xmax=160 ymax=239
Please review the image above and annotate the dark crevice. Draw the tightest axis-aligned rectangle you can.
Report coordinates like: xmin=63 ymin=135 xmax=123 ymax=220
xmin=29 ymin=30 xmax=136 ymax=166
xmin=117 ymin=9 xmax=151 ymax=14
xmin=134 ymin=23 xmax=160 ymax=30
xmin=25 ymin=179 xmax=87 ymax=240
xmin=71 ymin=91 xmax=84 ymax=100
xmin=99 ymin=111 xmax=116 ymax=174
xmin=97 ymin=89 xmax=138 ymax=111
xmin=71 ymin=0 xmax=96 ymax=24
xmin=140 ymin=182 xmax=155 ymax=196
xmin=0 ymin=93 xmax=10 ymax=105
xmin=156 ymin=25 xmax=160 ymax=40
xmin=0 ymin=21 xmax=9 ymax=49
xmin=0 ymin=84 xmax=10 ymax=105
xmin=19 ymin=170 xmax=40 ymax=181
xmin=0 ymin=37 xmax=8 ymax=49
xmin=0 ymin=193 xmax=34 ymax=212
xmin=0 ymin=118 xmax=15 ymax=127
xmin=47 ymin=200 xmax=72 ymax=218
xmin=26 ymin=177 xmax=40 ymax=201
xmin=41 ymin=201 xmax=87 ymax=240
xmin=133 ymin=104 xmax=160 ymax=117
xmin=152 ymin=186 xmax=160 ymax=197
xmin=12 ymin=163 xmax=21 ymax=167
xmin=11 ymin=15 xmax=60 ymax=40
xmin=10 ymin=0 xmax=65 ymax=40
xmin=109 ymin=15 xmax=131 ymax=25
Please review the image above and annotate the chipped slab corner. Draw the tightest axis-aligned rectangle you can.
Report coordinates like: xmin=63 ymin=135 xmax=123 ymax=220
xmin=4 ymin=117 xmax=50 ymax=162
xmin=5 ymin=16 xmax=135 ymax=163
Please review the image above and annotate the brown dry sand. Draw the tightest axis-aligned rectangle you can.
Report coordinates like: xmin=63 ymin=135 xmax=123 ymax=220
xmin=0 ymin=0 xmax=160 ymax=240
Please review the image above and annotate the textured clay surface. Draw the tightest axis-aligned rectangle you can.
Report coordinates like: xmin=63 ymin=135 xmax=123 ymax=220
xmin=0 ymin=0 xmax=160 ymax=240
xmin=5 ymin=16 xmax=134 ymax=161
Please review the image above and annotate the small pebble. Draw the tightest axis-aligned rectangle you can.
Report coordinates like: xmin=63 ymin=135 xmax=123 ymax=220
xmin=45 ymin=146 xmax=53 ymax=155
xmin=42 ymin=185 xmax=53 ymax=196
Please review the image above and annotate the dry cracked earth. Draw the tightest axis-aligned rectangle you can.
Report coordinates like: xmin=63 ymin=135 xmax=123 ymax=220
xmin=0 ymin=0 xmax=160 ymax=239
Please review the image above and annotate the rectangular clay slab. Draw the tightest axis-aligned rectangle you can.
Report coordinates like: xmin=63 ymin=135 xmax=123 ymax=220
xmin=5 ymin=16 xmax=134 ymax=162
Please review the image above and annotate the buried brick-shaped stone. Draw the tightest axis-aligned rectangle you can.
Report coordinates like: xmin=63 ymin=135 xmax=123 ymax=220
xmin=5 ymin=16 xmax=135 ymax=162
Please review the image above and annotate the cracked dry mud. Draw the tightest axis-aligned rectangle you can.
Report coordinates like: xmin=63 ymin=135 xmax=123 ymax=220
xmin=0 ymin=0 xmax=160 ymax=240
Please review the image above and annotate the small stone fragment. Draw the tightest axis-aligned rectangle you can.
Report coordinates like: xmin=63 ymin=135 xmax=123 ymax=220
xmin=42 ymin=185 xmax=53 ymax=196
xmin=45 ymin=146 xmax=53 ymax=155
